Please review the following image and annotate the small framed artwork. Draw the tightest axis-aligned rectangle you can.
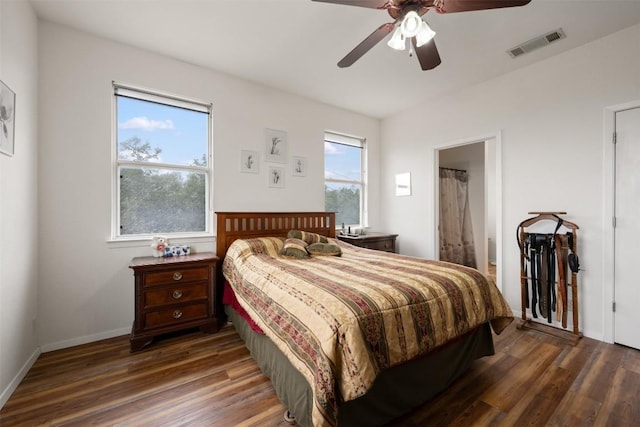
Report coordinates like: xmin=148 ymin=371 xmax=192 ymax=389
xmin=240 ymin=150 xmax=259 ymax=174
xmin=0 ymin=80 xmax=16 ymax=157
xmin=395 ymin=172 xmax=411 ymax=196
xmin=265 ymin=128 xmax=288 ymax=163
xmin=268 ymin=165 xmax=285 ymax=188
xmin=292 ymin=156 xmax=307 ymax=177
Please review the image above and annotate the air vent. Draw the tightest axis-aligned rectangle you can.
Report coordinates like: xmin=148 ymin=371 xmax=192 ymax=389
xmin=507 ymin=28 xmax=566 ymax=58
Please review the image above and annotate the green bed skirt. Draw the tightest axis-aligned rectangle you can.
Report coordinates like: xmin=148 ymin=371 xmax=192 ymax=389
xmin=225 ymin=305 xmax=495 ymax=427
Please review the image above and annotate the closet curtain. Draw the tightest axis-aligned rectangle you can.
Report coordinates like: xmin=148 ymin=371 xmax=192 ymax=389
xmin=439 ymin=168 xmax=477 ymax=268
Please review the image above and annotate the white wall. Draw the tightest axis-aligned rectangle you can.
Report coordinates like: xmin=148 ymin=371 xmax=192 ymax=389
xmin=37 ymin=21 xmax=381 ymax=351
xmin=0 ymin=0 xmax=40 ymax=408
xmin=381 ymin=23 xmax=640 ymax=340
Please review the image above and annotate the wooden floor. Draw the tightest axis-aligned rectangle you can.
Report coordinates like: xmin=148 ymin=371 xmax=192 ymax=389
xmin=1 ymin=321 xmax=639 ymax=427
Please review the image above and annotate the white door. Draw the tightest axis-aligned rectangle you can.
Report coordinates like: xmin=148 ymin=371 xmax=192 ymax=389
xmin=614 ymin=106 xmax=640 ymax=349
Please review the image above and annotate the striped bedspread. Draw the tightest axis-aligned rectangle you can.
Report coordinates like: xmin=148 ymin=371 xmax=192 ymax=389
xmin=222 ymin=237 xmax=513 ymax=427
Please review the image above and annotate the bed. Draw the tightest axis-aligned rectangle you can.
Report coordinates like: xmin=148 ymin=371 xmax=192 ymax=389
xmin=216 ymin=212 xmax=513 ymax=427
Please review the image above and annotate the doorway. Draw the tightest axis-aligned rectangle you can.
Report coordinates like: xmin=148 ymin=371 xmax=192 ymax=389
xmin=435 ymin=134 xmax=501 ymax=289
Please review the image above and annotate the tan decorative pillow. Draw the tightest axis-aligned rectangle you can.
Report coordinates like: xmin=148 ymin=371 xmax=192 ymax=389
xmin=307 ymin=242 xmax=342 ymax=257
xmin=279 ymin=238 xmax=309 ymax=259
xmin=287 ymin=230 xmax=329 ymax=245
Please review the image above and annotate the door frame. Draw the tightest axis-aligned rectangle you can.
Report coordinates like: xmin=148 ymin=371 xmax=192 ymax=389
xmin=603 ymin=100 xmax=640 ymax=344
xmin=433 ymin=131 xmax=503 ymax=291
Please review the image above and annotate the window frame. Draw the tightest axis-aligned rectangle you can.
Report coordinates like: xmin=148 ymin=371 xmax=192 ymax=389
xmin=324 ymin=131 xmax=368 ymax=229
xmin=111 ymin=82 xmax=214 ymax=241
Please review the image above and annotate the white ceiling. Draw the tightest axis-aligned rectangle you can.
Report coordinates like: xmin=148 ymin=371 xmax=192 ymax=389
xmin=30 ymin=0 xmax=640 ymax=118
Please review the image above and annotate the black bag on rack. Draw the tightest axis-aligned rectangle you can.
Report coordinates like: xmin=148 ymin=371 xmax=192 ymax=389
xmin=567 ymin=232 xmax=580 ymax=273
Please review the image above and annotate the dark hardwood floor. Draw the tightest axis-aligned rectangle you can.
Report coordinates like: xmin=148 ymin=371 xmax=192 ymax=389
xmin=1 ymin=321 xmax=639 ymax=426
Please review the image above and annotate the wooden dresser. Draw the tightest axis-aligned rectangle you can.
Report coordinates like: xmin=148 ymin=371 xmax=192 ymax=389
xmin=129 ymin=252 xmax=220 ymax=352
xmin=337 ymin=232 xmax=398 ymax=253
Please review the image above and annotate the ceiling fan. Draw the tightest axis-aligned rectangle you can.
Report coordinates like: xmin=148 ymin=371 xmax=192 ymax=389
xmin=312 ymin=0 xmax=532 ymax=70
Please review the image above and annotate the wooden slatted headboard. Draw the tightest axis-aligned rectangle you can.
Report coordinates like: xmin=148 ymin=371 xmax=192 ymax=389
xmin=215 ymin=212 xmax=336 ymax=259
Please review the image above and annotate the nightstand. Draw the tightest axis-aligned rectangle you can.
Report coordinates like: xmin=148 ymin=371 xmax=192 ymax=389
xmin=337 ymin=232 xmax=398 ymax=253
xmin=129 ymin=252 xmax=220 ymax=352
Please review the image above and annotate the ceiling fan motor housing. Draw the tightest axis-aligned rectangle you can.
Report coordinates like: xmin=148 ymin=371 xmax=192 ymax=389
xmin=388 ymin=1 xmax=430 ymax=19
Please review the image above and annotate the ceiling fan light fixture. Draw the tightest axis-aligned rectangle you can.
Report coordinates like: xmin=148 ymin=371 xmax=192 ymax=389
xmin=321 ymin=0 xmax=533 ymax=71
xmin=387 ymin=26 xmax=406 ymax=51
xmin=400 ymin=11 xmax=422 ymax=38
xmin=415 ymin=21 xmax=436 ymax=47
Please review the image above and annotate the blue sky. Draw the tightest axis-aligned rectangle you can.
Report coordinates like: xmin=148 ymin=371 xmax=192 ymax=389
xmin=324 ymin=141 xmax=362 ymax=181
xmin=117 ymin=96 xmax=208 ymax=166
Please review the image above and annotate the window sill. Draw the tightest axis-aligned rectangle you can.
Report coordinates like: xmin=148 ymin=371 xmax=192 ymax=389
xmin=107 ymin=234 xmax=215 ymax=249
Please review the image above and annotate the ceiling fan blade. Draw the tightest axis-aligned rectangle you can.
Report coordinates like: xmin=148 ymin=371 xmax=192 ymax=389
xmin=433 ymin=0 xmax=531 ymax=13
xmin=338 ymin=22 xmax=395 ymax=68
xmin=412 ymin=37 xmax=441 ymax=70
xmin=311 ymin=0 xmax=391 ymax=9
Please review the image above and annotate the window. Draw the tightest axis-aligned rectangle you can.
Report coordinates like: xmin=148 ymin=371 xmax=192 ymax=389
xmin=324 ymin=131 xmax=367 ymax=228
xmin=113 ymin=83 xmax=212 ymax=239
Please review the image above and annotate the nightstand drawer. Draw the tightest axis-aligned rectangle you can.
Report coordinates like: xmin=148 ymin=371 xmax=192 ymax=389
xmin=363 ymin=240 xmax=395 ymax=252
xmin=337 ymin=232 xmax=398 ymax=253
xmin=144 ymin=267 xmax=209 ymax=287
xmin=145 ymin=303 xmax=208 ymax=329
xmin=144 ymin=283 xmax=208 ymax=309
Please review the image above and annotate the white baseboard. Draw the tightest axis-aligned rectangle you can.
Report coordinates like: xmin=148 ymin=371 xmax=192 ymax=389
xmin=40 ymin=326 xmax=130 ymax=353
xmin=1 ymin=327 xmax=131 ymax=409
xmin=0 ymin=347 xmax=41 ymax=410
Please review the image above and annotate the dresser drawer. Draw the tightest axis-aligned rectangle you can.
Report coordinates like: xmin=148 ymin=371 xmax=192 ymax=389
xmin=144 ymin=267 xmax=209 ymax=287
xmin=144 ymin=282 xmax=208 ymax=309
xmin=145 ymin=303 xmax=208 ymax=329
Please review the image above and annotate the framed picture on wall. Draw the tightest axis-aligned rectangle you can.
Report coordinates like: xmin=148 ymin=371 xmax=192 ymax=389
xmin=268 ymin=166 xmax=285 ymax=188
xmin=265 ymin=128 xmax=288 ymax=163
xmin=292 ymin=156 xmax=307 ymax=177
xmin=0 ymin=80 xmax=16 ymax=157
xmin=395 ymin=172 xmax=411 ymax=196
xmin=240 ymin=149 xmax=259 ymax=174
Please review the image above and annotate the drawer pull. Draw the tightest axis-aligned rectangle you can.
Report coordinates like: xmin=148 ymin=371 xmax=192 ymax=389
xmin=172 ymin=272 xmax=183 ymax=281
xmin=172 ymin=310 xmax=183 ymax=319
xmin=172 ymin=290 xmax=183 ymax=299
